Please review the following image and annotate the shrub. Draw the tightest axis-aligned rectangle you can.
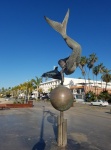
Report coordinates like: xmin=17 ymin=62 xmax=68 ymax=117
xmin=85 ymin=91 xmax=96 ymax=102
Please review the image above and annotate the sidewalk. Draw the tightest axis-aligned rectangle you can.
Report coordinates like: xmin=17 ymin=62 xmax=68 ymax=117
xmin=0 ymin=101 xmax=111 ymax=150
xmin=0 ymin=98 xmax=13 ymax=104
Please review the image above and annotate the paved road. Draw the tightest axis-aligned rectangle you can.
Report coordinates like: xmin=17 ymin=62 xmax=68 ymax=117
xmin=0 ymin=101 xmax=111 ymax=150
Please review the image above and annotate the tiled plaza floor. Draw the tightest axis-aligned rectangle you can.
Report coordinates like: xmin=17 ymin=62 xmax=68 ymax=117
xmin=0 ymin=101 xmax=111 ymax=150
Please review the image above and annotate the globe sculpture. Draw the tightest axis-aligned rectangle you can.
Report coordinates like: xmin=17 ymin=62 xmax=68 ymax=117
xmin=50 ymin=85 xmax=73 ymax=111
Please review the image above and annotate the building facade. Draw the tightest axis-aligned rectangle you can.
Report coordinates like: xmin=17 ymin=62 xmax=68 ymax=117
xmin=40 ymin=77 xmax=111 ymax=102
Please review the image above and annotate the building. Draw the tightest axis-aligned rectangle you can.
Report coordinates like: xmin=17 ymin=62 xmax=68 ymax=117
xmin=40 ymin=77 xmax=111 ymax=102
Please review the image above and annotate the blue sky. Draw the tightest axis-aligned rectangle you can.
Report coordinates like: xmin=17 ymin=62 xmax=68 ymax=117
xmin=0 ymin=0 xmax=111 ymax=88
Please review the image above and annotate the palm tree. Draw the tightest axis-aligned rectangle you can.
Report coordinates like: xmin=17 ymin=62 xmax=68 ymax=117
xmin=27 ymin=81 xmax=33 ymax=100
xmin=87 ymin=53 xmax=98 ymax=89
xmin=11 ymin=85 xmax=20 ymax=100
xmin=97 ymin=63 xmax=106 ymax=89
xmin=80 ymin=56 xmax=88 ymax=75
xmin=22 ymin=81 xmax=33 ymax=101
xmin=80 ymin=56 xmax=88 ymax=93
xmin=93 ymin=65 xmax=100 ymax=94
xmin=101 ymin=69 xmax=111 ymax=91
xmin=87 ymin=53 xmax=98 ymax=77
xmin=93 ymin=64 xmax=104 ymax=85
xmin=31 ymin=76 xmax=42 ymax=99
xmin=98 ymin=63 xmax=105 ymax=74
xmin=1 ymin=87 xmax=6 ymax=97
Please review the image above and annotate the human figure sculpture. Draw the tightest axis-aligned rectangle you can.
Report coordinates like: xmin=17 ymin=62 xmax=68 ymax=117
xmin=42 ymin=9 xmax=84 ymax=84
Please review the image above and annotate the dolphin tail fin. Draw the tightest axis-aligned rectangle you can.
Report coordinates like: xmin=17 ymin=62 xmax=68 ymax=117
xmin=44 ymin=9 xmax=69 ymax=36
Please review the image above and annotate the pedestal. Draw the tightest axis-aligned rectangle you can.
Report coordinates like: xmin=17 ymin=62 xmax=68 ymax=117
xmin=57 ymin=111 xmax=67 ymax=147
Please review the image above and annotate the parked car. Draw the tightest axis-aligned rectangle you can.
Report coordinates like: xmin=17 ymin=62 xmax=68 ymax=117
xmin=90 ymin=100 xmax=109 ymax=106
xmin=42 ymin=94 xmax=49 ymax=100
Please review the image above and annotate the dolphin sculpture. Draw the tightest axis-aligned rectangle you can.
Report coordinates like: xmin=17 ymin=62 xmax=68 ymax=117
xmin=44 ymin=9 xmax=84 ymax=84
xmin=41 ymin=67 xmax=62 ymax=80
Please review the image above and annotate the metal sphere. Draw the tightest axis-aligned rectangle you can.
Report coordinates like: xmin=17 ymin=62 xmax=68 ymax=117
xmin=50 ymin=85 xmax=73 ymax=111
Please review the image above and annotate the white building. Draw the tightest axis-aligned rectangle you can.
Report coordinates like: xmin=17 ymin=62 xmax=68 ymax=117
xmin=40 ymin=77 xmax=111 ymax=102
xmin=40 ymin=77 xmax=111 ymax=92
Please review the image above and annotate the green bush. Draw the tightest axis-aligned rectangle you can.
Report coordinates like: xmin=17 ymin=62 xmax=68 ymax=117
xmin=98 ymin=90 xmax=111 ymax=101
xmin=85 ymin=91 xmax=97 ymax=102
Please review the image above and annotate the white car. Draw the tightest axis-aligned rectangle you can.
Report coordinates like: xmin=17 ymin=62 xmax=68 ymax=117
xmin=90 ymin=100 xmax=109 ymax=106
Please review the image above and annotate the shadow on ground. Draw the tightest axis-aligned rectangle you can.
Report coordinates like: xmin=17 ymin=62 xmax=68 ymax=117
xmin=32 ymin=106 xmax=58 ymax=150
xmin=32 ymin=106 xmax=98 ymax=150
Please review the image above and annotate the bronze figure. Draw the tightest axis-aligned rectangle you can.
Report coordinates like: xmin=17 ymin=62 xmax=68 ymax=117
xmin=42 ymin=9 xmax=84 ymax=84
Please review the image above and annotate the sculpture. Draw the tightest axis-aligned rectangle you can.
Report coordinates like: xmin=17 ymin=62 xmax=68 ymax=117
xmin=41 ymin=67 xmax=62 ymax=80
xmin=42 ymin=9 xmax=84 ymax=84
xmin=41 ymin=9 xmax=84 ymax=147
